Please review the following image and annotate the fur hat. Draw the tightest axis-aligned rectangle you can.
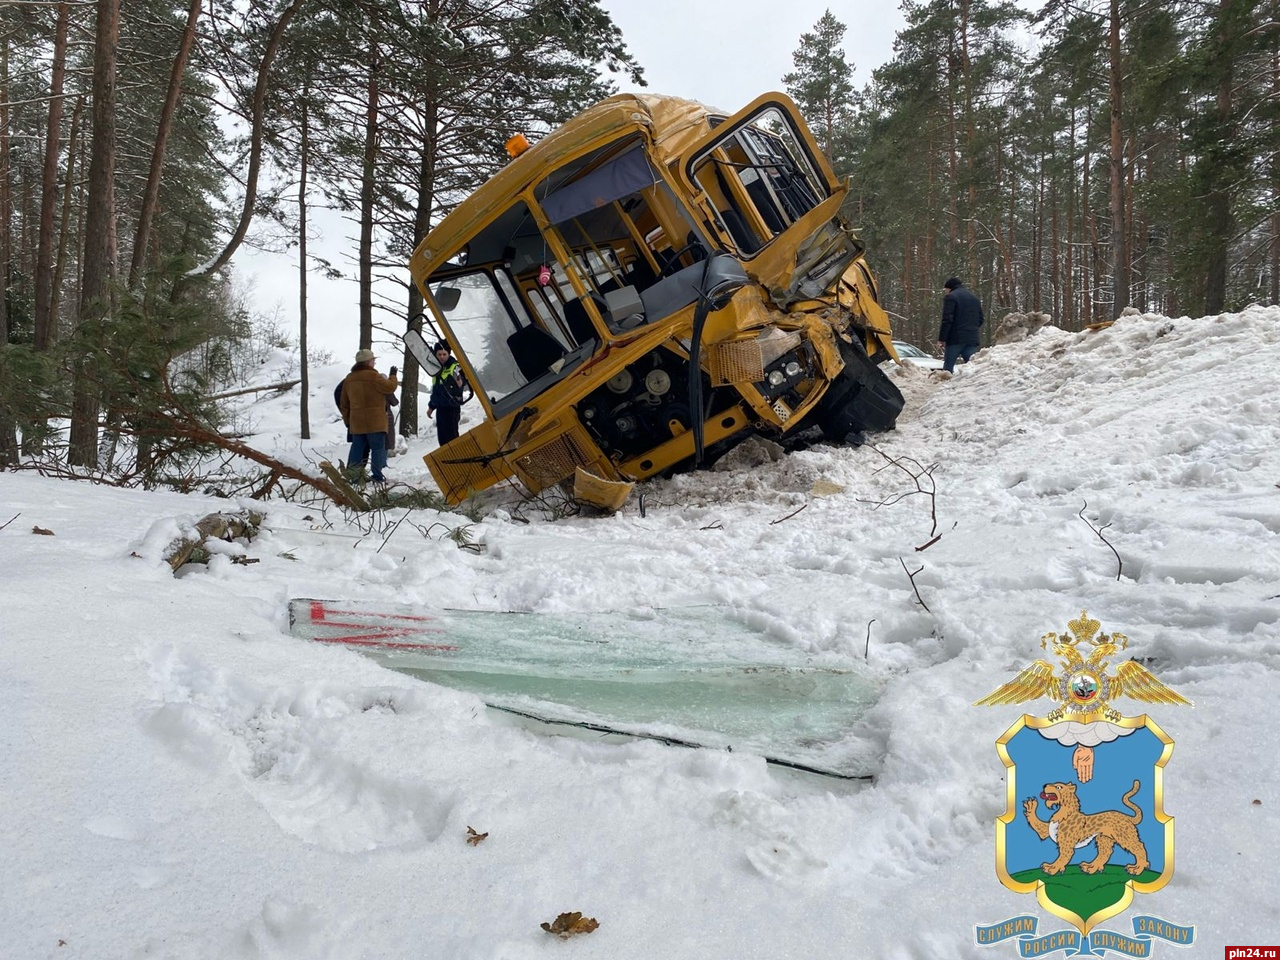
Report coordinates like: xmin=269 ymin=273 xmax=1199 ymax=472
xmin=354 ymin=348 xmax=376 ymax=363
xmin=432 ymin=340 xmax=449 ymax=354
xmin=943 ymin=277 xmax=961 ymax=291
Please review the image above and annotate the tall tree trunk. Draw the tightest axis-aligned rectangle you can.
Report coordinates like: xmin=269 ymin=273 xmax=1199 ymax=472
xmin=925 ymin=113 xmax=937 ymax=307
xmin=22 ymin=173 xmax=35 ymax=281
xmin=402 ymin=97 xmax=439 ymax=438
xmin=0 ymin=35 xmax=15 ymax=466
xmin=358 ymin=11 xmax=381 ymax=351
xmin=1066 ymin=106 xmax=1077 ymax=327
xmin=1050 ymin=175 xmax=1060 ymax=320
xmin=0 ymin=34 xmax=9 ymax=350
xmin=34 ymin=0 xmax=70 ymax=351
xmin=1107 ymin=0 xmax=1130 ymax=317
xmin=51 ymin=95 xmax=85 ymax=336
xmin=298 ymin=78 xmax=311 ymax=440
xmin=960 ymin=0 xmax=978 ymax=265
xmin=901 ymin=232 xmax=913 ymax=334
xmin=998 ymin=120 xmax=1016 ymax=310
xmin=1129 ymin=138 xmax=1145 ymax=312
xmin=0 ymin=34 xmax=9 ymax=351
xmin=823 ymin=100 xmax=834 ymax=164
xmin=1272 ymin=6 xmax=1279 ymax=306
xmin=69 ymin=0 xmax=120 ymax=468
xmin=1034 ymin=152 xmax=1045 ymax=313
xmin=1082 ymin=102 xmax=1096 ymax=327
xmin=129 ymin=0 xmax=201 ymax=289
xmin=1203 ymin=0 xmax=1236 ymax=315
xmin=946 ymin=35 xmax=959 ymax=254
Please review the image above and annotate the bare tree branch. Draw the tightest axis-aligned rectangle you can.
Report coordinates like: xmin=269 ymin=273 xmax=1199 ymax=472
xmin=185 ymin=0 xmax=306 ymax=283
xmin=899 ymin=557 xmax=931 ymax=613
xmin=1078 ymin=500 xmax=1123 ymax=581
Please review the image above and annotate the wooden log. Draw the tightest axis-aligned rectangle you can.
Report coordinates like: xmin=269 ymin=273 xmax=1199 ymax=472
xmin=319 ymin=460 xmax=371 ymax=511
xmin=208 ymin=379 xmax=301 ymax=400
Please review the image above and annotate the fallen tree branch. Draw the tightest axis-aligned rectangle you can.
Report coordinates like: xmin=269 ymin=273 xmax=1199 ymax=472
xmin=207 ymin=379 xmax=300 ymax=400
xmin=899 ymin=557 xmax=931 ymax=612
xmin=133 ymin=373 xmax=370 ymax=510
xmin=377 ymin=507 xmax=416 ymax=554
xmin=914 ymin=521 xmax=957 ymax=553
xmin=1079 ymin=500 xmax=1123 ymax=581
xmin=319 ymin=461 xmax=371 ymax=511
xmin=770 ymin=503 xmax=808 ymax=525
xmin=860 ymin=445 xmax=942 ymax=548
xmin=251 ymin=468 xmax=282 ymax=500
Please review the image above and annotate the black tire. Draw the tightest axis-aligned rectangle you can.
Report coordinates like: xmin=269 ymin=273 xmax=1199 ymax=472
xmin=815 ymin=338 xmax=905 ymax=439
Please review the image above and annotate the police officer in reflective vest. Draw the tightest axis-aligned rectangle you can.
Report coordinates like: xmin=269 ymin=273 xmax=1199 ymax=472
xmin=427 ymin=340 xmax=465 ymax=445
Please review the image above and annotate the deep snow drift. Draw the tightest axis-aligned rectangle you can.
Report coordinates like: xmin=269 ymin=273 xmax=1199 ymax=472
xmin=2 ymin=307 xmax=1277 ymax=959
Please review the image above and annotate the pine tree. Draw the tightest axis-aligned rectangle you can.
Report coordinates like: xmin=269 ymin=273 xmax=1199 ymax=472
xmin=69 ymin=0 xmax=120 ymax=468
xmin=783 ymin=10 xmax=857 ymax=168
xmin=274 ymin=0 xmax=643 ymax=434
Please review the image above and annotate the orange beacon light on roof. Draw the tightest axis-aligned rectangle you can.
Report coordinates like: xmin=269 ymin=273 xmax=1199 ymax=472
xmin=505 ymin=133 xmax=530 ymax=158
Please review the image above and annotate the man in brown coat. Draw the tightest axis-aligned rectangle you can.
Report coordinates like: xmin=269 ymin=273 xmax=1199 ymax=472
xmin=339 ymin=348 xmax=398 ymax=484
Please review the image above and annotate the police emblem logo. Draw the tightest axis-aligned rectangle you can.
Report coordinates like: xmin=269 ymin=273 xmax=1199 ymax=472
xmin=974 ymin=613 xmax=1196 ymax=957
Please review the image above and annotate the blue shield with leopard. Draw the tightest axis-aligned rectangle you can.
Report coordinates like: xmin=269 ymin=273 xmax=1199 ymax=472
xmin=973 ymin=612 xmax=1197 ymax=958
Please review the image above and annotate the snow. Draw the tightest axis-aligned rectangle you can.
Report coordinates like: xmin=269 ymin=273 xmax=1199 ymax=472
xmin=2 ymin=307 xmax=1278 ymax=959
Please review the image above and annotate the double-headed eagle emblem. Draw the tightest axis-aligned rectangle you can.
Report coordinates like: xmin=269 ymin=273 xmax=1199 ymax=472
xmin=975 ymin=611 xmax=1191 ymax=721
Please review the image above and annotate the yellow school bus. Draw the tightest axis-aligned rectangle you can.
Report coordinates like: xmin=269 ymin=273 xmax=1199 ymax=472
xmin=407 ymin=92 xmax=904 ymax=505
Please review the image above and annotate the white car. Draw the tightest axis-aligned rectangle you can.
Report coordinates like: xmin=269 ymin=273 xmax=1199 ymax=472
xmin=892 ymin=340 xmax=945 ymax=370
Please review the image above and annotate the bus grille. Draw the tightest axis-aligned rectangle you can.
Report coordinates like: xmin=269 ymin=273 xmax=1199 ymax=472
xmin=515 ymin=431 xmax=594 ymax=490
xmin=709 ymin=340 xmax=765 ymax=386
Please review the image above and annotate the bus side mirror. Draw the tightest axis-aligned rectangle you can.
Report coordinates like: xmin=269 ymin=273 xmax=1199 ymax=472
xmin=698 ymin=253 xmax=749 ymax=312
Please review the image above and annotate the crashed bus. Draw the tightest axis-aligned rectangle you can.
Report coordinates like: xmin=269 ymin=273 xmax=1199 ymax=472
xmin=406 ymin=92 xmax=905 ymax=506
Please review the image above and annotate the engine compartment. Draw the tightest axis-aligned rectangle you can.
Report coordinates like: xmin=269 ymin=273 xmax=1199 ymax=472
xmin=577 ymin=346 xmax=716 ymax=462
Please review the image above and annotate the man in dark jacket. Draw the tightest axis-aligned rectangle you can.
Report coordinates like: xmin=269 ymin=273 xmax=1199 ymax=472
xmin=936 ymin=277 xmax=985 ymax=373
xmin=427 ymin=340 xmax=465 ymax=446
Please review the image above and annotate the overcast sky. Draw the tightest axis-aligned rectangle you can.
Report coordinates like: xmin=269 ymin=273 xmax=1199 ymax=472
xmin=596 ymin=1 xmax=905 ymax=111
xmin=234 ymin=3 xmax=908 ymax=364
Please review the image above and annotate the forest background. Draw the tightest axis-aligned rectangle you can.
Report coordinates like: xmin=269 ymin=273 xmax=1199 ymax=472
xmin=0 ymin=0 xmax=1276 ymax=482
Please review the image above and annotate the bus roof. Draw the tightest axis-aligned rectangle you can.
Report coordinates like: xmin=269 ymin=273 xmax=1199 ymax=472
xmin=409 ymin=93 xmax=719 ymax=283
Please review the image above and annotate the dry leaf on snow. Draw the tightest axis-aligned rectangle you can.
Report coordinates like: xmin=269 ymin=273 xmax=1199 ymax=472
xmin=465 ymin=825 xmax=488 ymax=846
xmin=540 ymin=912 xmax=599 ymax=939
